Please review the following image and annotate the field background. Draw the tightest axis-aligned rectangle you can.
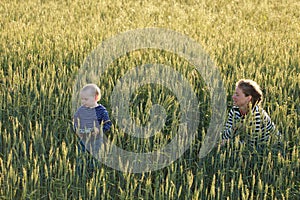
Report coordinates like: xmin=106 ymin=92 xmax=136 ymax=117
xmin=0 ymin=0 xmax=299 ymax=199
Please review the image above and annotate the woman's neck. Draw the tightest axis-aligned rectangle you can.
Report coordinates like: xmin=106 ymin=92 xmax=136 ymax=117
xmin=239 ymin=106 xmax=249 ymax=116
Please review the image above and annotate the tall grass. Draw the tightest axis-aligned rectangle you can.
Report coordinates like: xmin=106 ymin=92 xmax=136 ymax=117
xmin=0 ymin=0 xmax=299 ymax=199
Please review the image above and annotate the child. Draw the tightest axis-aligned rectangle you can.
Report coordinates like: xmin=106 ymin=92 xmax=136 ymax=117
xmin=73 ymin=84 xmax=112 ymax=175
xmin=221 ymin=79 xmax=280 ymax=149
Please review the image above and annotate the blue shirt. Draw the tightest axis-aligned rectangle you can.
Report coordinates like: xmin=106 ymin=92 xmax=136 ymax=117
xmin=73 ymin=104 xmax=112 ymax=154
xmin=73 ymin=104 xmax=112 ymax=133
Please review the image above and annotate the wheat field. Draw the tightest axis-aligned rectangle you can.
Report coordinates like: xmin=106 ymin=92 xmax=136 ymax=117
xmin=0 ymin=0 xmax=299 ymax=199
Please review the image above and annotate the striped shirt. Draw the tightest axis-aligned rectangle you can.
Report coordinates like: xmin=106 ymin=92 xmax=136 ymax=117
xmin=73 ymin=104 xmax=112 ymax=134
xmin=73 ymin=104 xmax=112 ymax=155
xmin=221 ymin=105 xmax=278 ymax=146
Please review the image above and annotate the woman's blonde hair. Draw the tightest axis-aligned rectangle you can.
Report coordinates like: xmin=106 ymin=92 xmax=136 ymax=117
xmin=80 ymin=84 xmax=101 ymax=102
xmin=236 ymin=79 xmax=263 ymax=106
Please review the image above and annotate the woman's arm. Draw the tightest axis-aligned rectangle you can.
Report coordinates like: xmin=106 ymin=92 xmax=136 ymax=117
xmin=221 ymin=108 xmax=236 ymax=140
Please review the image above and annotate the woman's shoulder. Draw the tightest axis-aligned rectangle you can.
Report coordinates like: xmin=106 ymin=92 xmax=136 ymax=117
xmin=230 ymin=105 xmax=240 ymax=113
xmin=252 ymin=105 xmax=267 ymax=114
xmin=231 ymin=105 xmax=239 ymax=110
xmin=228 ymin=106 xmax=241 ymax=117
xmin=252 ymin=105 xmax=272 ymax=118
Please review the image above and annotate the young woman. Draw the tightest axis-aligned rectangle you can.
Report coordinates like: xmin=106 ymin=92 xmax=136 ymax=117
xmin=221 ymin=79 xmax=279 ymax=148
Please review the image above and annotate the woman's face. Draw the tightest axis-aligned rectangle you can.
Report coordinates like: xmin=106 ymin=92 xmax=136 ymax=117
xmin=232 ymin=86 xmax=251 ymax=108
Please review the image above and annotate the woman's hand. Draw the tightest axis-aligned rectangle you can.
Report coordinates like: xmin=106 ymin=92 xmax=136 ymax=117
xmin=221 ymin=139 xmax=229 ymax=146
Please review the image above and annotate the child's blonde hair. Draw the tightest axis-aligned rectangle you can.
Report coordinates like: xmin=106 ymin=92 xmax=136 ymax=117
xmin=80 ymin=84 xmax=101 ymax=102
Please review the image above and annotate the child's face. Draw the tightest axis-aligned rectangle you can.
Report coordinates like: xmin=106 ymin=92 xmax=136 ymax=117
xmin=80 ymin=90 xmax=97 ymax=108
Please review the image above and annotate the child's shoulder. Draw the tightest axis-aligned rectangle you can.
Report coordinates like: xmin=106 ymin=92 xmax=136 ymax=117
xmin=74 ymin=106 xmax=84 ymax=115
xmin=95 ymin=104 xmax=107 ymax=110
xmin=76 ymin=105 xmax=91 ymax=112
xmin=75 ymin=106 xmax=96 ymax=115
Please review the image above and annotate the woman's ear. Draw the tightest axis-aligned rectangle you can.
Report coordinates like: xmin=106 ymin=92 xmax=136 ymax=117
xmin=247 ymin=95 xmax=252 ymax=103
